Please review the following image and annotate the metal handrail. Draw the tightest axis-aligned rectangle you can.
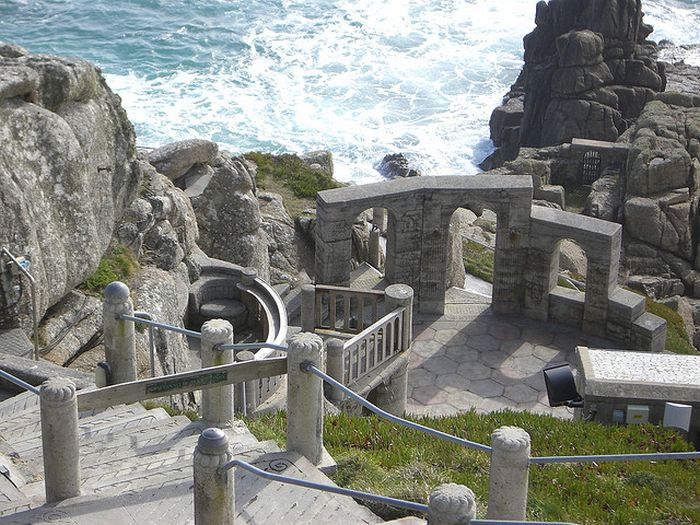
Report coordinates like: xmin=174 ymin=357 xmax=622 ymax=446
xmin=119 ymin=314 xmax=202 ymax=339
xmin=530 ymin=451 xmax=700 ymax=464
xmin=1 ymin=248 xmax=39 ymax=360
xmin=303 ymin=363 xmax=492 ymax=454
xmin=0 ymin=368 xmax=40 ymax=395
xmin=217 ymin=342 xmax=288 ymax=352
xmin=133 ymin=311 xmax=157 ymax=377
xmin=218 ymin=458 xmax=429 ymax=513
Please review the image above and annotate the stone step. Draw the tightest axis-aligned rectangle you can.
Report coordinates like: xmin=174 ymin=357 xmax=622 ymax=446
xmin=0 ymin=471 xmax=26 ymax=505
xmin=0 ymin=403 xmax=137 ymax=443
xmin=0 ymin=450 xmax=382 ymax=525
xmin=0 ymin=391 xmax=38 ymax=420
xmin=12 ymin=408 xmax=171 ymax=454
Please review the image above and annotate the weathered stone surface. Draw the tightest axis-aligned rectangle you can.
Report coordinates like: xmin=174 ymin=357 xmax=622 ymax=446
xmin=300 ymin=150 xmax=334 ymax=178
xmin=0 ymin=65 xmax=39 ymax=100
xmin=0 ymin=48 xmax=141 ymax=326
xmin=259 ymin=192 xmax=303 ymax=286
xmin=191 ymin=152 xmax=270 ymax=280
xmin=147 ymin=139 xmax=218 ymax=181
xmin=585 ymin=174 xmax=622 ymax=221
xmin=489 ymin=96 xmax=524 ymax=147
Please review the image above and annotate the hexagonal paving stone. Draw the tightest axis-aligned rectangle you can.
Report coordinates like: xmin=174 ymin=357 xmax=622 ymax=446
xmin=469 ymin=379 xmax=504 ymax=398
xmin=457 ymin=362 xmax=492 ymax=380
xmin=500 ymin=340 xmax=534 ymax=357
xmin=490 ymin=368 xmax=525 ymax=386
xmin=521 ymin=326 xmax=555 ymax=345
xmin=422 ymin=356 xmax=460 ymax=375
xmin=445 ymin=347 xmax=480 ymax=363
xmin=412 ymin=385 xmax=449 ymax=405
xmin=466 ymin=334 xmax=501 ymax=352
xmin=487 ymin=322 xmax=521 ymax=340
xmin=462 ymin=321 xmax=489 ymax=336
xmin=414 ymin=327 xmax=436 ymax=341
xmin=480 ymin=350 xmax=509 ymax=366
xmin=532 ymin=344 xmax=564 ymax=362
xmin=503 ymin=384 xmax=539 ymax=403
xmin=446 ymin=390 xmax=482 ymax=410
xmin=417 ymin=403 xmax=461 ymax=417
xmin=412 ymin=340 xmax=446 ymax=358
xmin=505 ymin=355 xmax=547 ymax=376
xmin=436 ymin=373 xmax=470 ymax=392
xmin=435 ymin=329 xmax=459 ymax=345
xmin=408 ymin=367 xmax=436 ymax=388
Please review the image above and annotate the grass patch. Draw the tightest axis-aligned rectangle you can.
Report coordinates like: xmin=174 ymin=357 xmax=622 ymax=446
xmin=246 ymin=410 xmax=699 ymax=524
xmin=79 ymin=246 xmax=138 ymax=294
xmin=644 ymin=297 xmax=698 ymax=355
xmin=244 ymin=152 xmax=342 ymax=217
xmin=142 ymin=400 xmax=199 ymax=421
xmin=462 ymin=240 xmax=494 ymax=283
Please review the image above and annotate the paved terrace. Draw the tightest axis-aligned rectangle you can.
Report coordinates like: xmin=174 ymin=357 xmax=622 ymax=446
xmin=406 ymin=288 xmax=611 ymax=419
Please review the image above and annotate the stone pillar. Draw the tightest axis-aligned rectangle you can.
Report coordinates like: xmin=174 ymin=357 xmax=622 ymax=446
xmin=301 ymin=284 xmax=316 ymax=332
xmin=325 ymin=337 xmax=345 ymax=403
xmin=369 ymin=227 xmax=381 ymax=269
xmin=240 ymin=267 xmax=258 ymax=322
xmin=315 ymin=201 xmax=352 ymax=285
xmin=201 ymin=319 xmax=234 ymax=427
xmin=369 ymin=363 xmax=408 ymax=416
xmin=287 ymin=332 xmax=324 ymax=465
xmin=428 ymin=483 xmax=477 ymax=525
xmin=103 ymin=281 xmax=137 ymax=385
xmin=522 ymin=244 xmax=559 ymax=322
xmin=418 ymin=197 xmax=448 ymax=315
xmin=373 ymin=207 xmax=387 ymax=233
xmin=385 ymin=284 xmax=414 ymax=346
xmin=234 ymin=350 xmax=257 ymax=416
xmin=193 ymin=427 xmax=233 ymax=525
xmin=40 ymin=378 xmax=80 ymax=503
xmin=486 ymin=426 xmax=531 ymax=520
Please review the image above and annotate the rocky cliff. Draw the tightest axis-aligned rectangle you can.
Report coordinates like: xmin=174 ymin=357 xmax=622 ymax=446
xmin=0 ymin=43 xmax=141 ymax=325
xmin=485 ymin=0 xmax=666 ymax=167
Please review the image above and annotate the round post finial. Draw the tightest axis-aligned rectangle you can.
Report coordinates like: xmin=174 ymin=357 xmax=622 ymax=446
xmin=428 ymin=483 xmax=477 ymax=525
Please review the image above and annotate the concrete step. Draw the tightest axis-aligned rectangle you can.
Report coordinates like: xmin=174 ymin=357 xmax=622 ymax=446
xmin=12 ymin=408 xmax=171 ymax=454
xmin=0 ymin=391 xmax=38 ymax=420
xmin=0 ymin=449 xmax=382 ymax=525
xmin=0 ymin=471 xmax=25 ymax=505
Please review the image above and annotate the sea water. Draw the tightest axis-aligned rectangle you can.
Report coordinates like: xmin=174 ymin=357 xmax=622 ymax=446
xmin=1 ymin=0 xmax=699 ymax=184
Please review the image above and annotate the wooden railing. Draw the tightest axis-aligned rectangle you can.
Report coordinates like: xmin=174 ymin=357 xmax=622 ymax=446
xmin=313 ymin=285 xmax=385 ymax=334
xmin=341 ymin=307 xmax=408 ymax=384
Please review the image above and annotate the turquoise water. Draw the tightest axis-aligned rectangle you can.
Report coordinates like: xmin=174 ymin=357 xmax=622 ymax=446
xmin=1 ymin=0 xmax=699 ymax=184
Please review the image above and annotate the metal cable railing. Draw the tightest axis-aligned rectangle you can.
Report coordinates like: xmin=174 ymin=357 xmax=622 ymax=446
xmin=119 ymin=314 xmax=202 ymax=339
xmin=0 ymin=368 xmax=40 ymax=395
xmin=218 ymin=458 xmax=429 ymax=513
xmin=1 ymin=248 xmax=39 ymax=360
xmin=132 ymin=311 xmax=157 ymax=377
xmin=530 ymin=451 xmax=700 ymax=464
xmin=217 ymin=342 xmax=288 ymax=352
xmin=302 ymin=363 xmax=492 ymax=454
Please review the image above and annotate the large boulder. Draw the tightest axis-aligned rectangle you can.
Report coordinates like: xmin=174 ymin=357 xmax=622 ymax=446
xmin=148 ymin=139 xmax=218 ymax=181
xmin=259 ymin=192 xmax=303 ymax=285
xmin=0 ymin=44 xmax=141 ymax=327
xmin=190 ymin=152 xmax=270 ymax=280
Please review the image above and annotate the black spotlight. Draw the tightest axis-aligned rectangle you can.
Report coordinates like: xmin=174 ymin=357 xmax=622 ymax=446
xmin=543 ymin=364 xmax=583 ymax=408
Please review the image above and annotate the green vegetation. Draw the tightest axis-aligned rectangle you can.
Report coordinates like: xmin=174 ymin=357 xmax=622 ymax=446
xmin=79 ymin=246 xmax=138 ymax=294
xmin=462 ymin=240 xmax=494 ymax=283
xmin=245 ymin=410 xmax=700 ymax=524
xmin=644 ymin=297 xmax=698 ymax=355
xmin=141 ymin=400 xmax=199 ymax=422
xmin=563 ymin=186 xmax=591 ymax=213
xmin=244 ymin=152 xmax=342 ymax=218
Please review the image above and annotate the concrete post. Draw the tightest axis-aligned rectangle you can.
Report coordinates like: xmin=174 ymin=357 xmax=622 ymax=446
xmin=385 ymin=284 xmax=414 ymax=347
xmin=301 ymin=284 xmax=316 ymax=332
xmin=486 ymin=426 xmax=531 ymax=520
xmin=369 ymin=227 xmax=381 ymax=269
xmin=201 ymin=319 xmax=234 ymax=427
xmin=369 ymin=364 xmax=408 ymax=416
xmin=373 ymin=207 xmax=387 ymax=233
xmin=287 ymin=332 xmax=324 ymax=465
xmin=40 ymin=378 xmax=80 ymax=503
xmin=428 ymin=483 xmax=477 ymax=525
xmin=193 ymin=427 xmax=233 ymax=525
xmin=325 ymin=338 xmax=345 ymax=402
xmin=234 ymin=350 xmax=257 ymax=416
xmin=103 ymin=281 xmax=137 ymax=384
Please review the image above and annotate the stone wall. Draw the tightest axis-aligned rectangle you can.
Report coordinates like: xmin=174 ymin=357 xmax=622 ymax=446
xmin=316 ymin=175 xmax=666 ymax=351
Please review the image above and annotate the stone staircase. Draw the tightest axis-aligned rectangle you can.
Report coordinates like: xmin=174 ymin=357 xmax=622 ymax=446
xmin=0 ymin=391 xmax=384 ymax=524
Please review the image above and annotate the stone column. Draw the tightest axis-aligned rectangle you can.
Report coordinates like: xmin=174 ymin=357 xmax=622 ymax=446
xmin=103 ymin=281 xmax=137 ymax=384
xmin=193 ymin=427 xmax=233 ymax=525
xmin=428 ymin=483 xmax=477 ymax=525
xmin=373 ymin=207 xmax=387 ymax=233
xmin=201 ymin=319 xmax=234 ymax=427
xmin=40 ymin=378 xmax=80 ymax=503
xmin=234 ymin=350 xmax=257 ymax=416
xmin=370 ymin=364 xmax=408 ymax=416
xmin=486 ymin=426 xmax=531 ymax=520
xmin=287 ymin=332 xmax=324 ymax=465
xmin=325 ymin=337 xmax=345 ymax=403
xmin=369 ymin=227 xmax=381 ymax=269
xmin=385 ymin=284 xmax=414 ymax=346
xmin=315 ymin=201 xmax=352 ymax=285
xmin=300 ymin=284 xmax=316 ymax=332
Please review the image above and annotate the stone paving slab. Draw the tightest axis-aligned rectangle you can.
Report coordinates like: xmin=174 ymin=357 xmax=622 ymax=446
xmin=408 ymin=298 xmax=612 ymax=419
xmin=0 ymin=391 xmax=38 ymax=420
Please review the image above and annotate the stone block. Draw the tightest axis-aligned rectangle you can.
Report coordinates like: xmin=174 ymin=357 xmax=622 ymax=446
xmin=548 ymin=286 xmax=584 ymax=328
xmin=607 ymin=287 xmax=645 ymax=324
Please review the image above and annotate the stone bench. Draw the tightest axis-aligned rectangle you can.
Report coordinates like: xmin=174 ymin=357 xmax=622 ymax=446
xmin=199 ymin=298 xmax=247 ymax=328
xmin=188 ymin=276 xmax=249 ymax=330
